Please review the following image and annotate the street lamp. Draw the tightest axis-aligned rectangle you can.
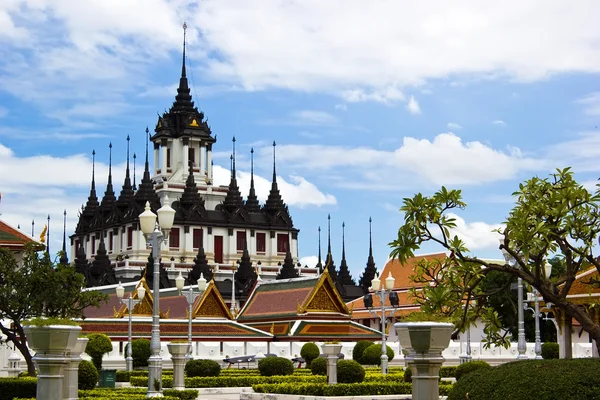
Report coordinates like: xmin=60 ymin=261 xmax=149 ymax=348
xmin=175 ymin=271 xmax=207 ymax=361
xmin=499 ymin=238 xmax=527 ymax=359
xmin=116 ymin=282 xmax=146 ymax=371
xmin=139 ymin=199 xmax=175 ymax=397
xmin=363 ymin=272 xmax=399 ymax=375
xmin=524 ymin=262 xmax=552 ymax=360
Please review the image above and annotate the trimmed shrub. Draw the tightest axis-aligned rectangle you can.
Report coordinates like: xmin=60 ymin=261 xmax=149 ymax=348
xmin=258 ymin=357 xmax=294 ymax=377
xmin=78 ymin=360 xmax=99 ymax=390
xmin=403 ymin=367 xmax=412 ymax=382
xmin=360 ymin=344 xmax=394 ymax=366
xmin=300 ymin=343 xmax=320 ymax=366
xmin=455 ymin=360 xmax=491 ymax=381
xmin=85 ymin=333 xmax=113 ymax=371
xmin=337 ymin=360 xmax=365 ymax=384
xmin=352 ymin=340 xmax=373 ymax=363
xmin=0 ymin=377 xmax=37 ymax=400
xmin=124 ymin=338 xmax=151 ymax=368
xmin=449 ymin=359 xmax=600 ymax=400
xmin=185 ymin=359 xmax=221 ymax=377
xmin=541 ymin=342 xmax=559 ymax=359
xmin=310 ymin=357 xmax=327 ymax=375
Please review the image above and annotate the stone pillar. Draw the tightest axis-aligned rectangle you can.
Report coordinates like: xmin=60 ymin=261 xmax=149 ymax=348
xmin=153 ymin=143 xmax=160 ymax=175
xmin=167 ymin=343 xmax=191 ymax=391
xmin=206 ymin=144 xmax=213 ymax=181
xmin=199 ymin=143 xmax=206 ymax=176
xmin=64 ymin=338 xmax=88 ymax=400
xmin=161 ymin=139 xmax=168 ymax=174
xmin=321 ymin=344 xmax=342 ymax=385
xmin=182 ymin=138 xmax=189 ymax=180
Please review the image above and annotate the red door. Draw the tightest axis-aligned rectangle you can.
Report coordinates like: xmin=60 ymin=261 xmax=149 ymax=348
xmin=214 ymin=235 xmax=223 ymax=264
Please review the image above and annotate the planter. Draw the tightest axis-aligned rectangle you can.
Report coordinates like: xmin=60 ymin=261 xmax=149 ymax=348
xmin=395 ymin=322 xmax=454 ymax=400
xmin=23 ymin=324 xmax=82 ymax=400
xmin=321 ymin=344 xmax=342 ymax=385
xmin=64 ymin=338 xmax=88 ymax=400
xmin=167 ymin=342 xmax=191 ymax=390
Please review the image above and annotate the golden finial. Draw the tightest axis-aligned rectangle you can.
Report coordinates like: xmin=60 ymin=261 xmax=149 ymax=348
xmin=270 ymin=323 xmax=275 ymax=335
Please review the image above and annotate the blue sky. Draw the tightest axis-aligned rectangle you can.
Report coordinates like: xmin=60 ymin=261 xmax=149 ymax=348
xmin=1 ymin=1 xmax=599 ymax=280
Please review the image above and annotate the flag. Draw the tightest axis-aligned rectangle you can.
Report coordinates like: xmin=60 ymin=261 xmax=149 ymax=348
xmin=40 ymin=225 xmax=47 ymax=243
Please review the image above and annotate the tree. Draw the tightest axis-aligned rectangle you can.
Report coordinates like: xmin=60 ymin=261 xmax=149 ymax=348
xmin=388 ymin=168 xmax=600 ymax=354
xmin=0 ymin=245 xmax=108 ymax=375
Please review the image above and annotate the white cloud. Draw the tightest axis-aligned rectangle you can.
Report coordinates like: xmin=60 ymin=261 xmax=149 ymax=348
xmin=406 ymin=95 xmax=421 ymax=114
xmin=492 ymin=120 xmax=507 ymax=127
xmin=291 ymin=110 xmax=338 ymax=126
xmin=212 ymin=165 xmax=337 ymax=208
xmin=546 ymin=132 xmax=600 ymax=172
xmin=258 ymin=132 xmax=547 ymax=188
xmin=299 ymin=255 xmax=318 ymax=268
xmin=340 ymin=87 xmax=404 ymax=104
xmin=447 ymin=122 xmax=462 ymax=130
xmin=446 ymin=213 xmax=503 ymax=250
xmin=578 ymin=92 xmax=600 ymax=116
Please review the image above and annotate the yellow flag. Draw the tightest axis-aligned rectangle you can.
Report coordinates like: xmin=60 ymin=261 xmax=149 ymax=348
xmin=40 ymin=225 xmax=47 ymax=243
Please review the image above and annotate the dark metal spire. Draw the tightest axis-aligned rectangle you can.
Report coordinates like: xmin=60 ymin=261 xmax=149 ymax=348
xmin=171 ymin=22 xmax=194 ymax=112
xmin=325 ymin=214 xmax=337 ymax=280
xmin=359 ymin=216 xmax=377 ymax=293
xmin=264 ymin=141 xmax=287 ymax=214
xmin=337 ymin=221 xmax=354 ymax=285
xmin=59 ymin=209 xmax=68 ymax=265
xmin=118 ymin=136 xmax=135 ymax=206
xmin=272 ymin=140 xmax=276 ymax=181
xmin=135 ymin=127 xmax=161 ymax=211
xmin=317 ymin=226 xmax=322 ymax=269
xmin=182 ymin=21 xmax=187 ymax=79
xmin=133 ymin=152 xmax=137 ymax=191
xmin=101 ymin=143 xmax=117 ymax=210
xmin=31 ymin=220 xmax=34 ymax=237
xmin=277 ymin=233 xmax=299 ymax=280
xmin=342 ymin=222 xmax=346 ymax=261
xmin=46 ymin=214 xmax=50 ymax=255
xmin=223 ymin=136 xmax=244 ymax=213
xmin=232 ymin=136 xmax=236 ymax=177
xmin=245 ymin=147 xmax=260 ymax=212
xmin=327 ymin=214 xmax=332 ymax=255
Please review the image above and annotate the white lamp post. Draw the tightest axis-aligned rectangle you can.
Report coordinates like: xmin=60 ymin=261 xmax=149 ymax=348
xmin=231 ymin=263 xmax=237 ymax=317
xmin=175 ymin=271 xmax=207 ymax=361
xmin=500 ymin=238 xmax=527 ymax=359
xmin=524 ymin=262 xmax=552 ymax=360
xmin=116 ymin=282 xmax=146 ymax=371
xmin=364 ymin=272 xmax=398 ymax=375
xmin=139 ymin=198 xmax=175 ymax=397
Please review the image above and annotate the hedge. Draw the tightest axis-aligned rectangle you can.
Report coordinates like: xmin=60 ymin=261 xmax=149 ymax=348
xmin=78 ymin=360 xmax=99 ymax=390
xmin=258 ymin=357 xmax=294 ymax=376
xmin=337 ymin=360 xmax=365 ymax=383
xmin=76 ymin=388 xmax=197 ymax=400
xmin=541 ymin=342 xmax=559 ymax=359
xmin=448 ymin=359 xmax=600 ymax=400
xmin=130 ymin=374 xmax=326 ymax=388
xmin=253 ymin=382 xmax=455 ymax=396
xmin=0 ymin=377 xmax=37 ymax=400
xmin=455 ymin=360 xmax=491 ymax=381
xmin=310 ymin=357 xmax=327 ymax=375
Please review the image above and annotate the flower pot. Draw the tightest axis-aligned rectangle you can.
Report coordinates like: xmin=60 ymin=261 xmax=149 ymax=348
xmin=321 ymin=344 xmax=342 ymax=385
xmin=395 ymin=322 xmax=454 ymax=400
xmin=321 ymin=344 xmax=342 ymax=356
xmin=167 ymin=342 xmax=191 ymax=390
xmin=24 ymin=325 xmax=81 ymax=354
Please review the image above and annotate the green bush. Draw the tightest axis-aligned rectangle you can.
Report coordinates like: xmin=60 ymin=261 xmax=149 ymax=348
xmin=185 ymin=359 xmax=221 ymax=377
xmin=541 ymin=342 xmax=559 ymax=359
xmin=440 ymin=365 xmax=458 ymax=378
xmin=129 ymin=374 xmax=325 ymax=388
xmin=352 ymin=340 xmax=373 ymax=363
xmin=360 ymin=344 xmax=394 ymax=366
xmin=252 ymin=381 xmax=455 ymax=396
xmin=449 ymin=359 xmax=600 ymax=400
xmin=124 ymin=339 xmax=151 ymax=368
xmin=337 ymin=360 xmax=365 ymax=383
xmin=0 ymin=377 xmax=37 ymax=400
xmin=403 ymin=367 xmax=412 ymax=382
xmin=300 ymin=343 xmax=320 ymax=366
xmin=258 ymin=357 xmax=294 ymax=376
xmin=85 ymin=333 xmax=113 ymax=371
xmin=310 ymin=357 xmax=327 ymax=375
xmin=455 ymin=360 xmax=491 ymax=381
xmin=78 ymin=360 xmax=99 ymax=390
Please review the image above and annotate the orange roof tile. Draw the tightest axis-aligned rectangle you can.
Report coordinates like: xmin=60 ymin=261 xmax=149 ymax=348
xmin=0 ymin=220 xmax=40 ymax=251
xmin=380 ymin=252 xmax=448 ymax=289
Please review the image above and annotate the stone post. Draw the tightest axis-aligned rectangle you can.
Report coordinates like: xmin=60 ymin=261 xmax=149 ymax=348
xmin=321 ymin=344 xmax=342 ymax=385
xmin=64 ymin=338 xmax=88 ymax=400
xmin=167 ymin=342 xmax=191 ymax=390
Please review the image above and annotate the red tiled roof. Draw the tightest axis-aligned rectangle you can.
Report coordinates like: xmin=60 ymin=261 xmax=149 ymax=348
xmin=0 ymin=220 xmax=40 ymax=251
xmin=380 ymin=252 xmax=448 ymax=289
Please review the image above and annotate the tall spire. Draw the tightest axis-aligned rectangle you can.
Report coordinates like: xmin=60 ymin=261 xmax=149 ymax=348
xmin=337 ymin=221 xmax=354 ymax=285
xmin=135 ymin=127 xmax=161 ymax=211
xmin=171 ymin=22 xmax=194 ymax=112
xmin=46 ymin=214 xmax=50 ymax=255
xmin=272 ymin=140 xmax=276 ymax=181
xmin=182 ymin=21 xmax=187 ymax=79
xmin=189 ymin=234 xmax=212 ymax=283
xmin=180 ymin=156 xmax=204 ymax=209
xmin=132 ymin=152 xmax=137 ymax=191
xmin=264 ymin=141 xmax=287 ymax=214
xmin=59 ymin=209 xmax=68 ymax=265
xmin=245 ymin=147 xmax=260 ymax=212
xmin=118 ymin=136 xmax=135 ymax=206
xmin=359 ymin=217 xmax=377 ymax=293
xmin=222 ymin=136 xmax=244 ymax=213
xmin=316 ymin=226 xmax=323 ymax=272
xmin=277 ymin=234 xmax=299 ymax=280
xmin=236 ymin=232 xmax=257 ymax=290
xmin=77 ymin=150 xmax=100 ymax=234
xmin=101 ymin=142 xmax=117 ymax=210
xmin=325 ymin=214 xmax=337 ymax=281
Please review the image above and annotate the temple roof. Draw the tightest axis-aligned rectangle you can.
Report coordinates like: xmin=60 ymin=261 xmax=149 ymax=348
xmin=0 ymin=220 xmax=41 ymax=251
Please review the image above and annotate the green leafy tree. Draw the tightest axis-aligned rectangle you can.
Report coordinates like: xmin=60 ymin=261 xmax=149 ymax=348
xmin=0 ymin=246 xmax=107 ymax=375
xmin=388 ymin=168 xmax=600 ymax=354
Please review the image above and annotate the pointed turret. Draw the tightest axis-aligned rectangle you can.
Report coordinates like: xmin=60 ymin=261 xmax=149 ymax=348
xmin=337 ymin=222 xmax=354 ymax=285
xmin=359 ymin=217 xmax=377 ymax=293
xmin=263 ymin=141 xmax=291 ymax=224
xmin=324 ymin=214 xmax=337 ymax=281
xmin=100 ymin=143 xmax=117 ymax=211
xmin=222 ymin=137 xmax=245 ymax=213
xmin=235 ymin=232 xmax=257 ymax=291
xmin=74 ymin=239 xmax=89 ymax=282
xmin=316 ymin=226 xmax=323 ymax=273
xmin=171 ymin=22 xmax=194 ymax=113
xmin=180 ymin=158 xmax=205 ymax=209
xmin=189 ymin=242 xmax=213 ymax=283
xmin=245 ymin=147 xmax=261 ymax=212
xmin=117 ymin=136 xmax=135 ymax=207
xmin=135 ymin=128 xmax=161 ymax=211
xmin=76 ymin=150 xmax=99 ymax=234
xmin=277 ymin=239 xmax=299 ymax=280
xmin=59 ymin=210 xmax=69 ymax=265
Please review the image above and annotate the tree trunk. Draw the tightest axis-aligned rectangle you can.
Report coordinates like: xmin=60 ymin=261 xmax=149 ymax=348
xmin=0 ymin=322 xmax=36 ymax=375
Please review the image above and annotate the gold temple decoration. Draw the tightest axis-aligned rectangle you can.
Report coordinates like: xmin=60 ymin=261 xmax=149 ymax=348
xmin=304 ymin=268 xmax=349 ymax=314
xmin=192 ymin=279 xmax=234 ymax=320
xmin=114 ymin=278 xmax=159 ymax=318
xmin=270 ymin=323 xmax=275 ymax=335
xmin=190 ymin=119 xmax=199 ymax=127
